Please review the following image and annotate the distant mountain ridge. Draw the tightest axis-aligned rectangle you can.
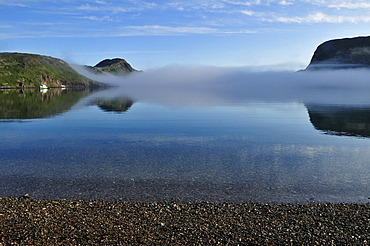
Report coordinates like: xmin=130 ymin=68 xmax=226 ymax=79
xmin=85 ymin=58 xmax=139 ymax=76
xmin=306 ymin=36 xmax=370 ymax=70
xmin=0 ymin=53 xmax=137 ymax=88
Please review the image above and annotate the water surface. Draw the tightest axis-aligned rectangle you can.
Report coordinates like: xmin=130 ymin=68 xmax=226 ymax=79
xmin=1 ymin=81 xmax=370 ymax=203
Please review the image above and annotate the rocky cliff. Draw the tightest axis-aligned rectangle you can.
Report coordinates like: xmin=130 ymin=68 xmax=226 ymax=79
xmin=85 ymin=58 xmax=139 ymax=76
xmin=306 ymin=36 xmax=370 ymax=70
xmin=0 ymin=53 xmax=105 ymax=88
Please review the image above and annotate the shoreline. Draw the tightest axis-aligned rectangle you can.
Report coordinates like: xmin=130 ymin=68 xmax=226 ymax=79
xmin=1 ymin=176 xmax=368 ymax=204
xmin=1 ymin=197 xmax=369 ymax=244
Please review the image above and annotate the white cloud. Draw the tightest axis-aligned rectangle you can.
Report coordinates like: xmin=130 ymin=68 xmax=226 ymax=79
xmin=279 ymin=0 xmax=293 ymax=5
xmin=77 ymin=3 xmax=133 ymax=12
xmin=273 ymin=12 xmax=370 ymax=23
xmin=222 ymin=0 xmax=262 ymax=6
xmin=240 ymin=10 xmax=254 ymax=16
xmin=81 ymin=15 xmax=115 ymax=21
xmin=167 ymin=2 xmax=185 ymax=11
xmin=0 ymin=2 xmax=27 ymax=7
xmin=77 ymin=4 xmax=102 ymax=11
xmin=239 ymin=1 xmax=370 ymax=24
xmin=94 ymin=0 xmax=108 ymax=4
xmin=240 ymin=10 xmax=263 ymax=16
xmin=120 ymin=25 xmax=217 ymax=35
xmin=2 ymin=0 xmax=370 ymax=42
xmin=75 ymin=1 xmax=158 ymax=14
xmin=0 ymin=25 xmax=13 ymax=28
xmin=224 ymin=29 xmax=257 ymax=33
xmin=302 ymin=0 xmax=370 ymax=9
xmin=165 ymin=1 xmax=227 ymax=11
xmin=328 ymin=2 xmax=370 ymax=9
xmin=117 ymin=25 xmax=258 ymax=36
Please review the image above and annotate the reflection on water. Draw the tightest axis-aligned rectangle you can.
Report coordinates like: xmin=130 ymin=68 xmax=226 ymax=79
xmin=0 ymin=88 xmax=135 ymax=119
xmin=1 ymin=85 xmax=370 ymax=203
xmin=92 ymin=98 xmax=134 ymax=113
xmin=307 ymin=104 xmax=370 ymax=138
xmin=0 ymin=88 xmax=91 ymax=119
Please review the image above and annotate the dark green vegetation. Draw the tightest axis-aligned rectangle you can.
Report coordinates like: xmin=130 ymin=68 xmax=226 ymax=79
xmin=85 ymin=58 xmax=139 ymax=76
xmin=306 ymin=36 xmax=370 ymax=70
xmin=0 ymin=53 xmax=105 ymax=88
xmin=0 ymin=198 xmax=369 ymax=245
xmin=0 ymin=89 xmax=92 ymax=119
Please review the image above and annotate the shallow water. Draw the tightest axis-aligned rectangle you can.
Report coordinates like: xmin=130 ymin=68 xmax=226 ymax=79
xmin=1 ymin=86 xmax=370 ymax=203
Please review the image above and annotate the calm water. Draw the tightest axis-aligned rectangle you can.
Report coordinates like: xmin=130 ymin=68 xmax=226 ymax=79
xmin=1 ymin=83 xmax=370 ymax=203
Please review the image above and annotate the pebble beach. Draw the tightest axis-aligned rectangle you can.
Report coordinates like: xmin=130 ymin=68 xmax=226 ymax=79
xmin=1 ymin=197 xmax=369 ymax=245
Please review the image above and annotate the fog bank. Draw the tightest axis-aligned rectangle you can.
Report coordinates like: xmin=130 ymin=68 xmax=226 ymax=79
xmin=72 ymin=64 xmax=370 ymax=106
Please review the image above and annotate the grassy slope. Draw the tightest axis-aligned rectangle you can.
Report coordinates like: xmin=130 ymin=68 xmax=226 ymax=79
xmin=0 ymin=53 xmax=102 ymax=88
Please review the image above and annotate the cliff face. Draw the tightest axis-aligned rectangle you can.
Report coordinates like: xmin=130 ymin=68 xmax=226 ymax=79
xmin=306 ymin=36 xmax=370 ymax=70
xmin=0 ymin=53 xmax=104 ymax=88
xmin=86 ymin=58 xmax=139 ymax=76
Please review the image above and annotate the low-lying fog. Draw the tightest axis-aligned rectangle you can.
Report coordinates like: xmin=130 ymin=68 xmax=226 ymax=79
xmin=72 ymin=64 xmax=370 ymax=106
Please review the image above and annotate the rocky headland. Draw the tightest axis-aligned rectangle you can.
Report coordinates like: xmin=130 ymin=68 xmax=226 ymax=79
xmin=306 ymin=35 xmax=370 ymax=70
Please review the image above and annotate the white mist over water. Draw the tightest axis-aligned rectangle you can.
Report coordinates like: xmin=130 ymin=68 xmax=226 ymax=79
xmin=71 ymin=64 xmax=370 ymax=106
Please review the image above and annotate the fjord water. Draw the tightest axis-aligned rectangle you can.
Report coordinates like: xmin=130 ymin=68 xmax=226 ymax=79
xmin=1 ymin=71 xmax=370 ymax=203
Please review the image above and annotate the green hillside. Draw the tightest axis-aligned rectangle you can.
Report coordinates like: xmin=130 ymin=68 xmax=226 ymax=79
xmin=0 ymin=53 xmax=104 ymax=88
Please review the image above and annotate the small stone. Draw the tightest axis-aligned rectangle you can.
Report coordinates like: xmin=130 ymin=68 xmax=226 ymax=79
xmin=18 ymin=194 xmax=30 ymax=199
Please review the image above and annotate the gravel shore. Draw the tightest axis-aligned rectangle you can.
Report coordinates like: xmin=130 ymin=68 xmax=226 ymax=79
xmin=0 ymin=197 xmax=369 ymax=245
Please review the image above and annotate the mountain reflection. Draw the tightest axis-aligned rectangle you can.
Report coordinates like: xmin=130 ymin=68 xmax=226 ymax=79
xmin=4 ymin=85 xmax=370 ymax=139
xmin=306 ymin=104 xmax=370 ymax=138
xmin=0 ymin=88 xmax=135 ymax=119
xmin=92 ymin=98 xmax=134 ymax=113
xmin=0 ymin=89 xmax=93 ymax=119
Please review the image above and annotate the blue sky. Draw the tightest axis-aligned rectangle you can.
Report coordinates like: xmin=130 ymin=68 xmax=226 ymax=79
xmin=1 ymin=0 xmax=370 ymax=70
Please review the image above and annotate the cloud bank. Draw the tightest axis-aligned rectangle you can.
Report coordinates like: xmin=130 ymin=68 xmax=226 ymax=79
xmin=73 ymin=64 xmax=370 ymax=106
